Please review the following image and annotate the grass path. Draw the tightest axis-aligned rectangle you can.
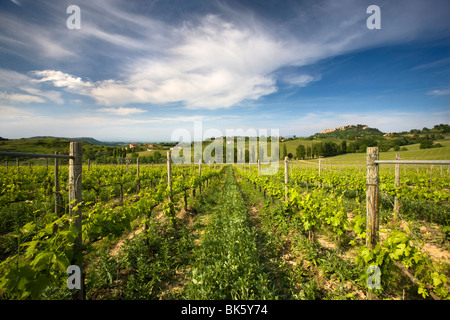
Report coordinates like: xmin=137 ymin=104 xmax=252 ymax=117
xmin=182 ymin=167 xmax=276 ymax=299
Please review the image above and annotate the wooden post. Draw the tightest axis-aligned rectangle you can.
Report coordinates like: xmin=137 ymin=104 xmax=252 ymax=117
xmin=55 ymin=152 xmax=61 ymax=217
xmin=16 ymin=158 xmax=19 ymax=171
xmin=394 ymin=153 xmax=400 ymax=221
xmin=137 ymin=157 xmax=140 ymax=176
xmin=366 ymin=147 xmax=379 ymax=301
xmin=430 ymin=165 xmax=433 ymax=187
xmin=167 ymin=151 xmax=172 ymax=200
xmin=366 ymin=147 xmax=379 ymax=250
xmin=258 ymin=159 xmax=261 ymax=176
xmin=69 ymin=142 xmax=84 ymax=300
xmin=285 ymin=156 xmax=289 ymax=203
xmin=136 ymin=158 xmax=140 ymax=193
xmin=199 ymin=159 xmax=202 ymax=195
xmin=319 ymin=158 xmax=322 ymax=177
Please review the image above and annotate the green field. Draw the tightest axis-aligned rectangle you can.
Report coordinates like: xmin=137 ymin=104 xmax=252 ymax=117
xmin=281 ymin=139 xmax=450 ymax=167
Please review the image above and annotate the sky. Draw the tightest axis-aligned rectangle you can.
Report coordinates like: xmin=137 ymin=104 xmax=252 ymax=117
xmin=0 ymin=0 xmax=449 ymax=142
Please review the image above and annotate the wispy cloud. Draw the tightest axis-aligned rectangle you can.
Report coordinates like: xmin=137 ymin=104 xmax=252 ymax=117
xmin=0 ymin=104 xmax=33 ymax=118
xmin=97 ymin=107 xmax=147 ymax=116
xmin=283 ymin=74 xmax=321 ymax=87
xmin=0 ymin=0 xmax=449 ymax=140
xmin=2 ymin=0 xmax=450 ymax=111
xmin=0 ymin=92 xmax=45 ymax=104
xmin=31 ymin=70 xmax=92 ymax=92
xmin=427 ymin=88 xmax=450 ymax=96
xmin=0 ymin=69 xmax=65 ymax=105
xmin=410 ymin=57 xmax=450 ymax=71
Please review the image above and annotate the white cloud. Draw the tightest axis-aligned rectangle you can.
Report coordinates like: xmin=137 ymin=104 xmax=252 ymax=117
xmin=0 ymin=104 xmax=33 ymax=118
xmin=0 ymin=92 xmax=45 ymax=104
xmin=97 ymin=107 xmax=147 ymax=116
xmin=19 ymin=87 xmax=64 ymax=105
xmin=31 ymin=70 xmax=92 ymax=93
xmin=0 ymin=69 xmax=65 ymax=105
xmin=427 ymin=88 xmax=450 ymax=96
xmin=283 ymin=74 xmax=320 ymax=87
xmin=1 ymin=0 xmax=449 ymax=113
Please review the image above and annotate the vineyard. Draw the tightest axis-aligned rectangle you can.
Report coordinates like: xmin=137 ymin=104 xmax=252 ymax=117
xmin=0 ymin=144 xmax=449 ymax=301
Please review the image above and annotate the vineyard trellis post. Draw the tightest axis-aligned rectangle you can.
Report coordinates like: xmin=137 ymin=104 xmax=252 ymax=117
xmin=285 ymin=156 xmax=289 ymax=203
xmin=136 ymin=157 xmax=140 ymax=193
xmin=167 ymin=151 xmax=172 ymax=200
xmin=68 ymin=141 xmax=84 ymax=300
xmin=366 ymin=147 xmax=379 ymax=250
xmin=366 ymin=147 xmax=379 ymax=301
xmin=430 ymin=164 xmax=433 ymax=187
xmin=54 ymin=151 xmax=61 ymax=217
xmin=0 ymin=145 xmax=85 ymax=299
xmin=366 ymin=152 xmax=450 ymax=300
xmin=199 ymin=159 xmax=202 ymax=196
xmin=394 ymin=153 xmax=400 ymax=221
xmin=319 ymin=158 xmax=322 ymax=177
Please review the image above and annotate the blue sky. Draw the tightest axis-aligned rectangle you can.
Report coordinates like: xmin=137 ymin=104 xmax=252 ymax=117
xmin=0 ymin=0 xmax=449 ymax=142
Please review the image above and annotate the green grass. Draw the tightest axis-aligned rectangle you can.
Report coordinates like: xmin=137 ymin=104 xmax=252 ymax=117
xmin=298 ymin=140 xmax=450 ymax=167
xmin=0 ymin=137 xmax=72 ymax=154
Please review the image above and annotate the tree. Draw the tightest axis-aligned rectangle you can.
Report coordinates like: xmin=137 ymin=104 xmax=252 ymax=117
xmin=322 ymin=142 xmax=339 ymax=157
xmin=359 ymin=144 xmax=368 ymax=153
xmin=153 ymin=151 xmax=162 ymax=163
xmin=347 ymin=142 xmax=356 ymax=153
xmin=282 ymin=144 xmax=287 ymax=159
xmin=420 ymin=140 xmax=434 ymax=149
xmin=338 ymin=140 xmax=345 ymax=153
xmin=378 ymin=141 xmax=390 ymax=152
xmin=296 ymin=144 xmax=306 ymax=160
xmin=313 ymin=143 xmax=324 ymax=158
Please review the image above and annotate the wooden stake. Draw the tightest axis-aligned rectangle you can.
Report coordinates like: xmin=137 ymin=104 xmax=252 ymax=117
xmin=285 ymin=156 xmax=289 ymax=203
xmin=167 ymin=151 xmax=172 ymax=197
xmin=366 ymin=147 xmax=379 ymax=301
xmin=54 ymin=152 xmax=61 ymax=217
xmin=199 ymin=159 xmax=202 ymax=195
xmin=430 ymin=165 xmax=433 ymax=187
xmin=394 ymin=153 xmax=400 ymax=221
xmin=69 ymin=142 xmax=83 ymax=300
xmin=366 ymin=147 xmax=379 ymax=250
xmin=136 ymin=158 xmax=140 ymax=193
xmin=319 ymin=158 xmax=322 ymax=177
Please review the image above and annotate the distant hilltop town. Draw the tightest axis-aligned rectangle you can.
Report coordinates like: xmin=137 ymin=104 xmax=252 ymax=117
xmin=321 ymin=124 xmax=369 ymax=134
